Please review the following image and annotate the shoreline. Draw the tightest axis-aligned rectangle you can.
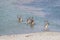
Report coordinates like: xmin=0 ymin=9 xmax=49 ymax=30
xmin=0 ymin=32 xmax=60 ymax=40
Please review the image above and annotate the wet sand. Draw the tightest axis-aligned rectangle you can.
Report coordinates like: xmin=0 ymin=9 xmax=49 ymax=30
xmin=0 ymin=32 xmax=60 ymax=40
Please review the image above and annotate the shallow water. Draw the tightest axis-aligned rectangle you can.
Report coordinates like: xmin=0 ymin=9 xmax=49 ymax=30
xmin=0 ymin=0 xmax=60 ymax=35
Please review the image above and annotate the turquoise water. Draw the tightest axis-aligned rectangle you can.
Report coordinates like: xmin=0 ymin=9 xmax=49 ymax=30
xmin=0 ymin=0 xmax=60 ymax=35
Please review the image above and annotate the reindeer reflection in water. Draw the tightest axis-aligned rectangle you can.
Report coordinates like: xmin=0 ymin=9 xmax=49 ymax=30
xmin=27 ymin=17 xmax=35 ymax=29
